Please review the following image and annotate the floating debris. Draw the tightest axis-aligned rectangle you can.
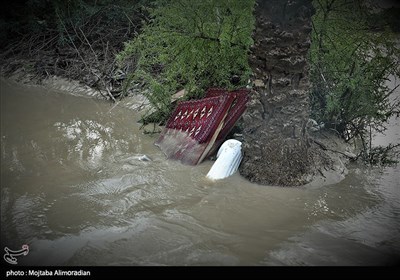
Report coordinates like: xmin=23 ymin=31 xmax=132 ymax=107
xmin=155 ymin=88 xmax=249 ymax=165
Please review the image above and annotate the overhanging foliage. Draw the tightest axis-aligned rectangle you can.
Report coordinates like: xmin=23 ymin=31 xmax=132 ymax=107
xmin=310 ymin=0 xmax=400 ymax=163
xmin=117 ymin=0 xmax=255 ymax=124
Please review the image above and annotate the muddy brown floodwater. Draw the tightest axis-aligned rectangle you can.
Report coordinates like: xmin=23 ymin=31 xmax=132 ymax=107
xmin=1 ymin=78 xmax=399 ymax=266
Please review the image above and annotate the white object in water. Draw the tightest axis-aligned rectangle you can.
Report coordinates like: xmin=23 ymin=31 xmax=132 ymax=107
xmin=206 ymin=139 xmax=243 ymax=180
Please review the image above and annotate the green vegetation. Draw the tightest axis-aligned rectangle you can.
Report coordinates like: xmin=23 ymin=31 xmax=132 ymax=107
xmin=117 ymin=0 xmax=255 ymax=124
xmin=310 ymin=0 xmax=400 ymax=163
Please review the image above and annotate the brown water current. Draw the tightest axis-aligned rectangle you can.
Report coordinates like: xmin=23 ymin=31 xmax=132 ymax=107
xmin=1 ymin=78 xmax=399 ymax=266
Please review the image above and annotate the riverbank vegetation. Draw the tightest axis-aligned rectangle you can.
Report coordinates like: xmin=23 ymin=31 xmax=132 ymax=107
xmin=117 ymin=0 xmax=255 ymax=124
xmin=0 ymin=0 xmax=147 ymax=100
xmin=310 ymin=0 xmax=400 ymax=164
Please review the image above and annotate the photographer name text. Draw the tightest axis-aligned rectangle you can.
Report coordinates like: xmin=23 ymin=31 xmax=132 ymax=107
xmin=6 ymin=269 xmax=91 ymax=277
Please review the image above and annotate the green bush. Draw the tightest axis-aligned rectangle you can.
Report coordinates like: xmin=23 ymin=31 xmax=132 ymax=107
xmin=310 ymin=0 xmax=400 ymax=163
xmin=117 ymin=0 xmax=255 ymax=124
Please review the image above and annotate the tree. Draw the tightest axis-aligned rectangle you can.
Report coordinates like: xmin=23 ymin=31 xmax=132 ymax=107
xmin=310 ymin=0 xmax=400 ymax=162
xmin=117 ymin=0 xmax=255 ymax=124
xmin=239 ymin=0 xmax=315 ymax=186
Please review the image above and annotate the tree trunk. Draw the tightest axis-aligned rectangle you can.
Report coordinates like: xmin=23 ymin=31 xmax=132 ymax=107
xmin=239 ymin=0 xmax=315 ymax=186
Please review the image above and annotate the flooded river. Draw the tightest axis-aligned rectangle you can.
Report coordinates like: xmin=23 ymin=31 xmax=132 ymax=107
xmin=1 ymin=78 xmax=399 ymax=266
